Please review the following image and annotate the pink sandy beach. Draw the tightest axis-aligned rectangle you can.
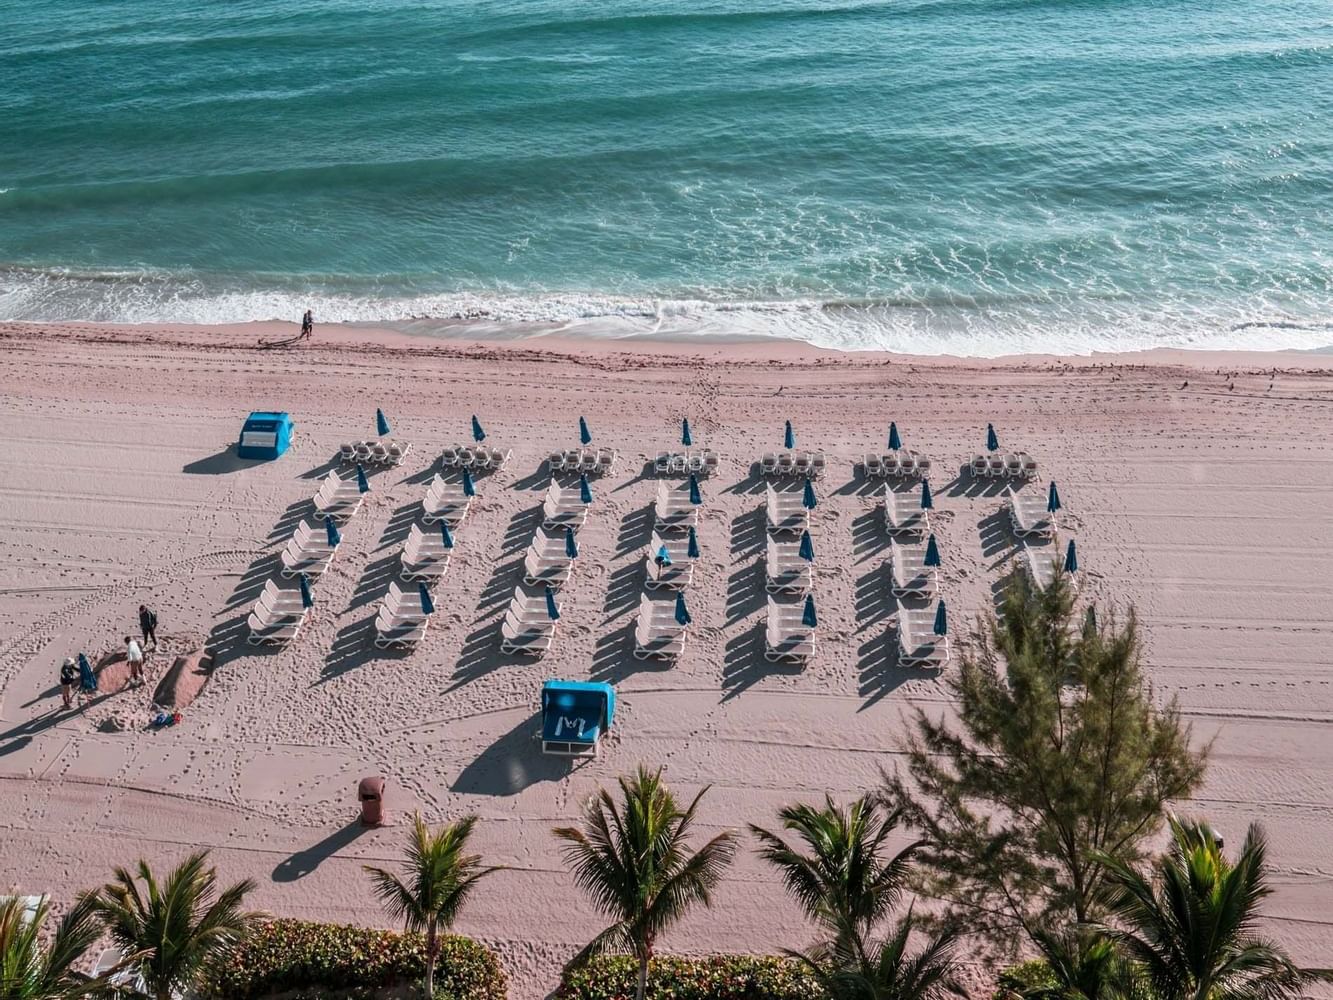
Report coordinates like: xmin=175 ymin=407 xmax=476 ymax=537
xmin=2 ymin=320 xmax=1332 ymax=997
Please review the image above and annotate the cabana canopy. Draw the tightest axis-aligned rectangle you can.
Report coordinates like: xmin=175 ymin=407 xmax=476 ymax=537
xmin=541 ymin=680 xmax=615 ymax=756
xmin=237 ymin=411 xmax=293 ymax=460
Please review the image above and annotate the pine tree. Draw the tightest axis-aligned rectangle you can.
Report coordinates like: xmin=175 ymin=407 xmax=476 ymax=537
xmin=885 ymin=571 xmax=1207 ymax=953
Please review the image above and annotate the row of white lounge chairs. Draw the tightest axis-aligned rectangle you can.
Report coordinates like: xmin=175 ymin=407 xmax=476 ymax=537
xmin=758 ymin=450 xmax=826 ymax=479
xmin=970 ymin=451 xmax=1038 ymax=479
xmin=863 ymin=450 xmax=932 ymax=479
xmin=548 ymin=447 xmax=617 ymax=475
xmin=441 ymin=444 xmax=511 ymax=471
xmin=338 ymin=439 xmax=411 ymax=467
xmin=654 ymin=449 xmax=720 ymax=476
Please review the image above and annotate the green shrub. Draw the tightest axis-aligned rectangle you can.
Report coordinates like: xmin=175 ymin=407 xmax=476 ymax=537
xmin=197 ymin=918 xmax=506 ymax=1000
xmin=994 ymin=959 xmax=1056 ymax=1000
xmin=557 ymin=955 xmax=823 ymax=1000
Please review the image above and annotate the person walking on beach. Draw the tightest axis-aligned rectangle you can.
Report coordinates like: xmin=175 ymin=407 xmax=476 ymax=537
xmin=300 ymin=309 xmax=314 ymax=341
xmin=125 ymin=635 xmax=145 ymax=687
xmin=59 ymin=657 xmax=78 ymax=709
xmin=138 ymin=604 xmax=158 ymax=649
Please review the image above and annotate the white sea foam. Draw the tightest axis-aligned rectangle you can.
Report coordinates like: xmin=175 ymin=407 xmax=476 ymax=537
xmin=2 ymin=266 xmax=1331 ymax=357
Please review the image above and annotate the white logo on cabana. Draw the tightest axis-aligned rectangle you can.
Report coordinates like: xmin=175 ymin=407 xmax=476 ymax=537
xmin=554 ymin=716 xmax=586 ymax=737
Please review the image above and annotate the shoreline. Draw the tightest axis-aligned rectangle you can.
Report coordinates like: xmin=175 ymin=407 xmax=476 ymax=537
xmin=6 ymin=319 xmax=1333 ymax=371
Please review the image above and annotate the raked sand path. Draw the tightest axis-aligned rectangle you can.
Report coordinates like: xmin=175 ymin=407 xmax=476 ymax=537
xmin=2 ymin=322 xmax=1332 ymax=997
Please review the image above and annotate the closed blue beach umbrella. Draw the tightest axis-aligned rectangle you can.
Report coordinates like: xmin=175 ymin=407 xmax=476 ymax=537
xmin=325 ymin=518 xmax=342 ymax=548
xmin=986 ymin=423 xmax=999 ymax=452
xmin=920 ymin=479 xmax=934 ymax=510
xmin=655 ymin=544 xmax=672 ymax=567
xmin=461 ymin=468 xmax=476 ymax=497
xmin=418 ymin=582 xmax=435 ymax=616
xmin=565 ymin=526 xmax=579 ymax=559
xmin=471 ymin=415 xmax=486 ymax=443
xmin=439 ymin=522 xmax=455 ymax=549
xmin=356 ymin=464 xmax=370 ymax=493
xmin=376 ymin=408 xmax=391 ymax=437
xmin=1047 ymin=481 xmax=1062 ymax=514
xmin=924 ymin=533 xmax=941 ymax=568
xmin=578 ymin=416 xmax=592 ymax=445
xmin=802 ymin=594 xmax=818 ymax=628
xmin=798 ymin=530 xmax=815 ymax=562
xmin=579 ymin=473 xmax=593 ymax=505
xmin=78 ymin=652 xmax=97 ymax=692
xmin=1064 ymin=538 xmax=1079 ymax=573
xmin=681 ymin=417 xmax=693 ymax=447
xmin=299 ymin=573 xmax=314 ymax=609
xmin=888 ymin=422 xmax=902 ymax=451
xmin=545 ymin=585 xmax=561 ymax=621
xmin=783 ymin=420 xmax=795 ymax=450
xmin=933 ymin=600 xmax=948 ymax=636
xmin=686 ymin=526 xmax=700 ymax=559
xmin=803 ymin=478 xmax=817 ymax=510
xmin=675 ymin=591 xmax=692 ymax=626
xmin=688 ymin=474 xmax=701 ymax=506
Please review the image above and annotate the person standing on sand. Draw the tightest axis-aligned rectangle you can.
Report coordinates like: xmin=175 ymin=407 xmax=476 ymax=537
xmin=125 ymin=636 xmax=145 ymax=686
xmin=60 ymin=657 xmax=78 ymax=709
xmin=301 ymin=309 xmax=313 ymax=340
xmin=138 ymin=602 xmax=157 ymax=650
xmin=138 ymin=604 xmax=158 ymax=649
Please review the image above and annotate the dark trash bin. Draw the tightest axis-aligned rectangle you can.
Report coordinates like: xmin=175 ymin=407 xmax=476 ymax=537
xmin=358 ymin=776 xmax=385 ymax=826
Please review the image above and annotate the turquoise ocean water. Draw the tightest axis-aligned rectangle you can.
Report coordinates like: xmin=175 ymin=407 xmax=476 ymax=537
xmin=2 ymin=0 xmax=1331 ymax=354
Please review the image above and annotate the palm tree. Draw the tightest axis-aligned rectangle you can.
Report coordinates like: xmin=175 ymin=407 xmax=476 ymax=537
xmin=750 ymin=794 xmax=923 ymax=959
xmin=87 ymin=851 xmax=258 ymax=1000
xmin=801 ymin=911 xmax=965 ymax=1000
xmin=1097 ymin=817 xmax=1332 ymax=1000
xmin=364 ymin=813 xmax=500 ymax=1000
xmin=553 ymin=766 xmax=737 ymax=1000
xmin=1013 ymin=927 xmax=1140 ymax=1000
xmin=0 ymin=896 xmax=103 ymax=1000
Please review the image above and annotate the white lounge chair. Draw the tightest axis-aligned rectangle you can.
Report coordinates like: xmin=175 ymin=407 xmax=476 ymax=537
xmin=373 ymin=582 xmax=432 ymax=649
xmin=439 ymin=445 xmax=461 ymax=468
xmin=400 ymin=523 xmax=453 ymax=583
xmin=969 ymin=454 xmax=990 ymax=478
xmin=759 ymin=452 xmax=779 ymax=477
xmin=765 ymin=483 xmax=809 ymax=535
xmin=254 ymin=579 xmax=307 ymax=617
xmin=884 ymin=485 xmax=928 ymax=536
xmin=385 ymin=440 xmax=412 ymax=467
xmin=911 ymin=452 xmax=932 ymax=479
xmin=897 ymin=607 xmax=949 ymax=669
xmin=338 ymin=442 xmax=357 ymax=463
xmin=633 ymin=596 xmax=687 ymax=661
xmin=542 ymin=480 xmax=591 ymax=531
xmin=279 ymin=520 xmax=338 ymax=579
xmin=654 ymin=480 xmax=700 ymax=531
xmin=987 ymin=453 xmax=1006 ymax=478
xmin=776 ymin=452 xmax=796 ymax=477
xmin=499 ymin=591 xmax=558 ymax=656
xmin=246 ymin=608 xmax=308 ymax=645
xmin=643 ymin=532 xmax=696 ymax=591
xmin=764 ymin=597 xmax=814 ymax=665
xmin=312 ymin=471 xmax=363 ymax=522
xmin=1007 ymin=486 xmax=1054 ymax=539
xmin=522 ymin=528 xmax=576 ymax=589
xmin=1018 ymin=452 xmax=1038 ymax=479
xmin=1021 ymin=541 xmax=1059 ymax=592
xmin=864 ymin=453 xmax=886 ymax=478
xmin=765 ymin=535 xmax=813 ymax=595
xmin=421 ymin=475 xmax=472 ymax=528
xmin=889 ymin=539 xmax=937 ymax=599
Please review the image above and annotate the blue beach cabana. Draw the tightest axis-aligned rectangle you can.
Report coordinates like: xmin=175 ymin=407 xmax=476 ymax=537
xmin=541 ymin=679 xmax=616 ymax=757
xmin=236 ymin=411 xmax=293 ymax=460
